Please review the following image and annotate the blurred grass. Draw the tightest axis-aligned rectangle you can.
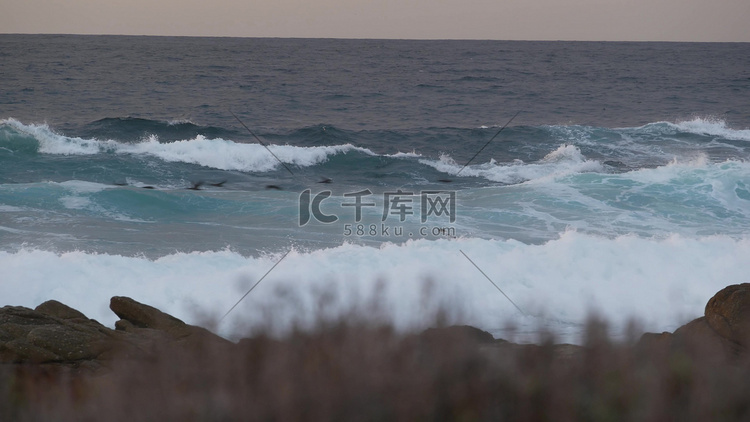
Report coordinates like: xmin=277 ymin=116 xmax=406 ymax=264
xmin=3 ymin=314 xmax=750 ymax=421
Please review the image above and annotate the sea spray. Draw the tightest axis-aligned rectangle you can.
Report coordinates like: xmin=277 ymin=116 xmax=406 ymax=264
xmin=1 ymin=233 xmax=748 ymax=342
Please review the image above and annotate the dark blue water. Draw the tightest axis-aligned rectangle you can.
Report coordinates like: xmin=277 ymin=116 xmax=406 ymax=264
xmin=1 ymin=35 xmax=750 ymax=340
xmin=3 ymin=36 xmax=749 ymax=132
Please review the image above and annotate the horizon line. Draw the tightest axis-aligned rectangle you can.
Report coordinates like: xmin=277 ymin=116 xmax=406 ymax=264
xmin=1 ymin=32 xmax=748 ymax=44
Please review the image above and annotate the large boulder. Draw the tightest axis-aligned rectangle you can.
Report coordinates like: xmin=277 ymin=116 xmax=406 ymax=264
xmin=110 ymin=296 xmax=186 ymax=332
xmin=0 ymin=304 xmax=117 ymax=365
xmin=110 ymin=296 xmax=233 ymax=350
xmin=0 ymin=297 xmax=234 ymax=367
xmin=672 ymin=316 xmax=737 ymax=359
xmin=35 ymin=299 xmax=88 ymax=320
xmin=704 ymin=283 xmax=750 ymax=350
xmin=638 ymin=284 xmax=750 ymax=359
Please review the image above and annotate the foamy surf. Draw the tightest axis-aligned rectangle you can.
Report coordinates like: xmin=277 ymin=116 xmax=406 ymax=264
xmin=1 ymin=233 xmax=746 ymax=342
xmin=420 ymin=144 xmax=604 ymax=184
xmin=1 ymin=119 xmax=375 ymax=172
xmin=119 ymin=135 xmax=371 ymax=172
xmin=672 ymin=117 xmax=750 ymax=142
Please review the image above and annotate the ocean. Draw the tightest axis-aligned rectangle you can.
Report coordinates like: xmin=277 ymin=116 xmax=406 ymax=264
xmin=2 ymin=35 xmax=750 ymax=342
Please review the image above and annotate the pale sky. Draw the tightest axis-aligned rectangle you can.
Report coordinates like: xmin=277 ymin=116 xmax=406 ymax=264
xmin=2 ymin=0 xmax=749 ymax=42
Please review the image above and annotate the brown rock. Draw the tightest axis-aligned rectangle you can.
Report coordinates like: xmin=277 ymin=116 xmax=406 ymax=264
xmin=0 ymin=304 xmax=118 ymax=364
xmin=0 ymin=298 xmax=234 ymax=367
xmin=35 ymin=300 xmax=87 ymax=320
xmin=110 ymin=296 xmax=233 ymax=347
xmin=27 ymin=325 xmax=112 ymax=361
xmin=1 ymin=322 xmax=36 ymax=339
xmin=0 ymin=305 xmax=61 ymax=327
xmin=673 ymin=317 xmax=737 ymax=359
xmin=639 ymin=317 xmax=738 ymax=361
xmin=0 ymin=339 xmax=61 ymax=363
xmin=705 ymin=283 xmax=750 ymax=349
xmin=419 ymin=325 xmax=496 ymax=344
xmin=110 ymin=296 xmax=186 ymax=331
xmin=636 ymin=331 xmax=674 ymax=356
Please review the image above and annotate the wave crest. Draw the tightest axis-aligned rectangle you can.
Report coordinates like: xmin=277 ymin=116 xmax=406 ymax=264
xmin=672 ymin=117 xmax=750 ymax=141
xmin=420 ymin=144 xmax=603 ymax=184
xmin=0 ymin=119 xmax=376 ymax=172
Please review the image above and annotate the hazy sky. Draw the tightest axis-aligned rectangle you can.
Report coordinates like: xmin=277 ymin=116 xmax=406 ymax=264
xmin=2 ymin=0 xmax=749 ymax=42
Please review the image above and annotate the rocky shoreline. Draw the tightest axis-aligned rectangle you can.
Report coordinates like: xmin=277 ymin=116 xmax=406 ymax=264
xmin=637 ymin=283 xmax=750 ymax=360
xmin=4 ymin=284 xmax=750 ymax=369
xmin=0 ymin=296 xmax=234 ymax=371
xmin=3 ymin=284 xmax=750 ymax=420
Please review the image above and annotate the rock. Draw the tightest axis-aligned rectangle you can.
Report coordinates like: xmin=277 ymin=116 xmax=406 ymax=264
xmin=0 ymin=305 xmax=117 ymax=365
xmin=0 ymin=305 xmax=61 ymax=328
xmin=636 ymin=284 xmax=750 ymax=360
xmin=638 ymin=331 xmax=673 ymax=348
xmin=110 ymin=296 xmax=233 ymax=349
xmin=3 ymin=282 xmax=748 ymax=371
xmin=419 ymin=325 xmax=496 ymax=344
xmin=705 ymin=283 xmax=750 ymax=349
xmin=35 ymin=300 xmax=87 ymax=320
xmin=0 ymin=298 xmax=236 ymax=367
xmin=0 ymin=339 xmax=61 ymax=363
xmin=27 ymin=325 xmax=111 ymax=361
xmin=110 ymin=296 xmax=186 ymax=332
xmin=672 ymin=317 xmax=737 ymax=359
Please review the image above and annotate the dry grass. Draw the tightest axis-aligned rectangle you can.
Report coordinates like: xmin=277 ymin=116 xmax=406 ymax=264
xmin=3 ymin=314 xmax=750 ymax=422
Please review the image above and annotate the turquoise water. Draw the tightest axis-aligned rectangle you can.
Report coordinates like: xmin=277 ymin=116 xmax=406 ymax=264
xmin=2 ymin=36 xmax=750 ymax=341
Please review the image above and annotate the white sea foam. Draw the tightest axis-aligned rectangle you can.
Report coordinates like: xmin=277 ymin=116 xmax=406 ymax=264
xmin=385 ymin=150 xmax=423 ymax=158
xmin=116 ymin=135 xmax=372 ymax=172
xmin=545 ymin=118 xmax=750 ymax=168
xmin=57 ymin=180 xmax=114 ymax=193
xmin=421 ymin=144 xmax=603 ymax=184
xmin=603 ymin=117 xmax=750 ymax=141
xmin=1 ymin=119 xmax=375 ymax=172
xmin=2 ymin=118 xmax=102 ymax=155
xmin=59 ymin=196 xmax=93 ymax=210
xmin=167 ymin=118 xmax=196 ymax=125
xmin=0 ymin=205 xmax=24 ymax=212
xmin=473 ymin=157 xmax=750 ymax=238
xmin=1 ymin=233 xmax=745 ymax=341
xmin=672 ymin=117 xmax=750 ymax=141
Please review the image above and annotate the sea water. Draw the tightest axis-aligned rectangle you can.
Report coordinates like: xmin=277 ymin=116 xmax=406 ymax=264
xmin=2 ymin=35 xmax=750 ymax=342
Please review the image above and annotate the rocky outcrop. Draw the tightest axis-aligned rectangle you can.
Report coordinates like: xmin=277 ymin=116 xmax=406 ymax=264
xmin=0 ymin=297 xmax=231 ymax=369
xmin=0 ymin=303 xmax=118 ymax=366
xmin=110 ymin=296 xmax=232 ymax=350
xmin=35 ymin=299 xmax=88 ymax=320
xmin=705 ymin=283 xmax=750 ymax=349
xmin=638 ymin=283 xmax=750 ymax=360
xmin=5 ymin=283 xmax=750 ymax=370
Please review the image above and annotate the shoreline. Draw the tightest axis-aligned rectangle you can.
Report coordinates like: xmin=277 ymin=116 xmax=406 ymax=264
xmin=3 ymin=284 xmax=750 ymax=420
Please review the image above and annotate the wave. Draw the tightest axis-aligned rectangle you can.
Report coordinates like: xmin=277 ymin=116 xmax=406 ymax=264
xmin=0 ymin=119 xmax=376 ymax=172
xmin=1 ymin=233 xmax=747 ymax=340
xmin=671 ymin=117 xmax=750 ymax=141
xmin=118 ymin=136 xmax=372 ymax=172
xmin=2 ymin=155 xmax=746 ymax=254
xmin=420 ymin=144 xmax=604 ymax=184
xmin=522 ymin=157 xmax=750 ymax=237
xmin=3 ymin=117 xmax=749 ymax=179
xmin=79 ymin=117 xmax=233 ymax=143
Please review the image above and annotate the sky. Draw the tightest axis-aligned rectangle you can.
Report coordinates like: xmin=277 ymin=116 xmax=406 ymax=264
xmin=2 ymin=0 xmax=749 ymax=42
